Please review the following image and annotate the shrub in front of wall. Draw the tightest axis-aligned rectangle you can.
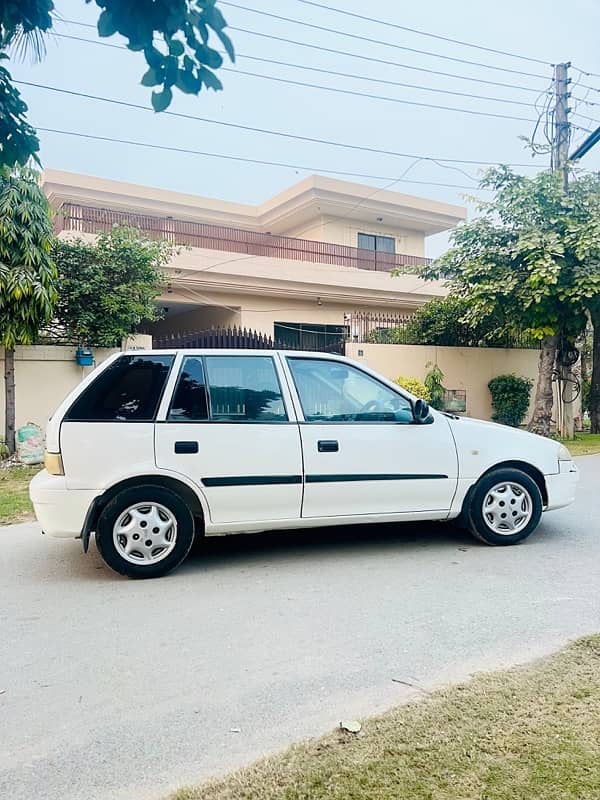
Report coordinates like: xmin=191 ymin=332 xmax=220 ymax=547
xmin=424 ymin=363 xmax=446 ymax=411
xmin=488 ymin=374 xmax=533 ymax=427
xmin=394 ymin=376 xmax=431 ymax=402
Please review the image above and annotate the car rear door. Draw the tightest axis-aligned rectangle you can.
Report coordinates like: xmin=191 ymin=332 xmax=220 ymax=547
xmin=155 ymin=352 xmax=303 ymax=525
xmin=284 ymin=356 xmax=458 ymax=519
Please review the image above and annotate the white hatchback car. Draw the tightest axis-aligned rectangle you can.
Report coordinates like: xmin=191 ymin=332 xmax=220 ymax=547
xmin=30 ymin=350 xmax=578 ymax=578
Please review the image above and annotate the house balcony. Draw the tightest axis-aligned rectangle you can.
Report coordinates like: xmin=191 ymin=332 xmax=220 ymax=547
xmin=54 ymin=202 xmax=432 ymax=274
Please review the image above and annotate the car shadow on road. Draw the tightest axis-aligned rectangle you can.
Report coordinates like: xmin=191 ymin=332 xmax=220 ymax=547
xmin=178 ymin=521 xmax=476 ymax=574
xmin=43 ymin=517 xmax=560 ymax=583
xmin=38 ymin=520 xmax=476 ymax=583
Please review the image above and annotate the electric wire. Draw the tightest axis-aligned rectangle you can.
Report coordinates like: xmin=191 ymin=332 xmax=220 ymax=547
xmin=59 ymin=17 xmax=555 ymax=95
xmin=219 ymin=2 xmax=550 ymax=80
xmin=289 ymin=0 xmax=551 ymax=66
xmin=52 ymin=32 xmax=539 ymax=109
xmin=17 ymin=78 xmax=543 ymax=168
xmin=35 ymin=126 xmax=489 ymax=189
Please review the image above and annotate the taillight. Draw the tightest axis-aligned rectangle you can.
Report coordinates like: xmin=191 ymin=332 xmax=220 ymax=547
xmin=44 ymin=451 xmax=65 ymax=476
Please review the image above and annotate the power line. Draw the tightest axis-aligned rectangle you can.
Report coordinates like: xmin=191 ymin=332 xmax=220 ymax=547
xmin=60 ymin=18 xmax=550 ymax=96
xmin=53 ymin=32 xmax=538 ymax=109
xmin=572 ymin=64 xmax=600 ymax=80
xmin=219 ymin=1 xmax=550 ymax=80
xmin=289 ymin=0 xmax=550 ymax=66
xmin=222 ymin=67 xmax=540 ymax=122
xmin=35 ymin=126 xmax=489 ymax=189
xmin=571 ymin=112 xmax=600 ymax=127
xmin=49 ymin=31 xmax=540 ymax=121
xmin=15 ymin=71 xmax=543 ymax=126
xmin=15 ymin=78 xmax=544 ymax=167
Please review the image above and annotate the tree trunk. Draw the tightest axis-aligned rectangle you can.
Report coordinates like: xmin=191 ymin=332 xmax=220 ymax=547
xmin=590 ymin=301 xmax=600 ymax=434
xmin=4 ymin=347 xmax=16 ymax=454
xmin=528 ymin=334 xmax=557 ymax=437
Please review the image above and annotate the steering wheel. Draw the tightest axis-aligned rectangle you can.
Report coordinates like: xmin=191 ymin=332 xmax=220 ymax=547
xmin=359 ymin=399 xmax=382 ymax=414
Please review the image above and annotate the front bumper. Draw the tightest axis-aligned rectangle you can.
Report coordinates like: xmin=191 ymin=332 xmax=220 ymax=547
xmin=544 ymin=460 xmax=579 ymax=511
xmin=29 ymin=470 xmax=99 ymax=539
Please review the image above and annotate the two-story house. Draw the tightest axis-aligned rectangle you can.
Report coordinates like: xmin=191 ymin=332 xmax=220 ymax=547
xmin=43 ymin=170 xmax=466 ymax=349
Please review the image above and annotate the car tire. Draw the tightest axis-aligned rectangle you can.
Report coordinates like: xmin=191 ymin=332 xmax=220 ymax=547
xmin=467 ymin=468 xmax=543 ymax=546
xmin=95 ymin=484 xmax=195 ymax=578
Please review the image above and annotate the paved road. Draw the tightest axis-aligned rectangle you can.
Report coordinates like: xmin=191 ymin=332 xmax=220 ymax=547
xmin=2 ymin=457 xmax=600 ymax=800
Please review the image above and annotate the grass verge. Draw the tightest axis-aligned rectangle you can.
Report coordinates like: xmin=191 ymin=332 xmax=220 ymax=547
xmin=0 ymin=465 xmax=41 ymax=524
xmin=559 ymin=433 xmax=600 ymax=456
xmin=173 ymin=636 xmax=600 ymax=800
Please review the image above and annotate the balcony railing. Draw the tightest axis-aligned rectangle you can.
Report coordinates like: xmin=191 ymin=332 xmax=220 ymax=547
xmin=55 ymin=202 xmax=431 ymax=273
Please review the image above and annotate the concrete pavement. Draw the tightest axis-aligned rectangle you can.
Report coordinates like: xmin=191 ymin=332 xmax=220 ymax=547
xmin=1 ymin=456 xmax=599 ymax=800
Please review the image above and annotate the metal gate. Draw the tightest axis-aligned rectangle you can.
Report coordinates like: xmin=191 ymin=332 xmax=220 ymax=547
xmin=152 ymin=326 xmax=345 ymax=354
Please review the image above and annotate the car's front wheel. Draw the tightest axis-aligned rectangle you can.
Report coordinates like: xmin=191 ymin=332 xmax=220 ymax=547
xmin=95 ymin=485 xmax=195 ymax=578
xmin=467 ymin=468 xmax=543 ymax=546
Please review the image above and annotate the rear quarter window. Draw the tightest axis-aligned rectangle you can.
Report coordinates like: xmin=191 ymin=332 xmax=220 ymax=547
xmin=65 ymin=355 xmax=174 ymax=422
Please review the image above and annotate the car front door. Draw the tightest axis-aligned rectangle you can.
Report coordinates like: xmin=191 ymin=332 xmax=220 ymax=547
xmin=285 ymin=356 xmax=458 ymax=519
xmin=155 ymin=353 xmax=303 ymax=525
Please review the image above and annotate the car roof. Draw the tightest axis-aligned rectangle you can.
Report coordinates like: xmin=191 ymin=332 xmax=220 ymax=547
xmin=122 ymin=349 xmax=345 ymax=359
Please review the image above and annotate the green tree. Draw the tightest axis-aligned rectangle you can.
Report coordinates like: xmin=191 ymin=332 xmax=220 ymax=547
xmin=52 ymin=226 xmax=171 ymax=347
xmin=0 ymin=54 xmax=40 ymax=167
xmin=589 ymin=299 xmax=600 ymax=432
xmin=0 ymin=167 xmax=57 ymax=452
xmin=421 ymin=167 xmax=600 ymax=438
xmin=402 ymin=295 xmax=513 ymax=347
xmin=0 ymin=0 xmax=234 ymax=168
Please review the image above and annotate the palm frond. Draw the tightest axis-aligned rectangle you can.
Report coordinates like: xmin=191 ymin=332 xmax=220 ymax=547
xmin=6 ymin=26 xmax=48 ymax=63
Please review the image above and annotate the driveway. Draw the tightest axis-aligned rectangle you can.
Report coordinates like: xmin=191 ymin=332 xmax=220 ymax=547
xmin=2 ymin=456 xmax=599 ymax=800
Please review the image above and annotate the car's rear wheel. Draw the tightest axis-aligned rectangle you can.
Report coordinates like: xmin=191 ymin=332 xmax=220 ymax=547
xmin=96 ymin=485 xmax=195 ymax=578
xmin=467 ymin=468 xmax=543 ymax=546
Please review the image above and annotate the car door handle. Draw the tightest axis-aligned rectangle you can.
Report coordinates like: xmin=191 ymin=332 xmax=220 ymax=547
xmin=318 ymin=440 xmax=339 ymax=453
xmin=174 ymin=441 xmax=199 ymax=454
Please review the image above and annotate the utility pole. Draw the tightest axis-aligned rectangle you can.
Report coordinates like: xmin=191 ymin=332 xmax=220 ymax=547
xmin=553 ymin=62 xmax=571 ymax=192
xmin=552 ymin=62 xmax=577 ymax=438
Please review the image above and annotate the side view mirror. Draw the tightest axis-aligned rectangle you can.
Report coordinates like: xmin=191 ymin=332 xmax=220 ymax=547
xmin=413 ymin=398 xmax=431 ymax=423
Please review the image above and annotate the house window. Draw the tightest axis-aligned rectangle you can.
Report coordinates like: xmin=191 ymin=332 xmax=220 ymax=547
xmin=357 ymin=233 xmax=396 ymax=254
xmin=274 ymin=322 xmax=347 ymax=351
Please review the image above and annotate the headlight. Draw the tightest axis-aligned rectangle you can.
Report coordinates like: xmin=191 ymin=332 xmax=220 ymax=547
xmin=558 ymin=444 xmax=572 ymax=461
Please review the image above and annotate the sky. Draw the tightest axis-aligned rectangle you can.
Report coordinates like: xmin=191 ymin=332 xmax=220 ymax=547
xmin=9 ymin=0 xmax=600 ymax=256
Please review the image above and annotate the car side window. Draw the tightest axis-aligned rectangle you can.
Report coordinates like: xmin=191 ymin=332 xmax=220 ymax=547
xmin=205 ymin=356 xmax=288 ymax=422
xmin=288 ymin=358 xmax=414 ymax=423
xmin=168 ymin=357 xmax=209 ymax=421
xmin=65 ymin=355 xmax=174 ymax=422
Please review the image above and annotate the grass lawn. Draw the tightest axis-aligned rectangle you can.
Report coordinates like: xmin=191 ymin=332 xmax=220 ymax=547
xmin=173 ymin=636 xmax=600 ymax=800
xmin=559 ymin=433 xmax=600 ymax=456
xmin=0 ymin=465 xmax=41 ymax=524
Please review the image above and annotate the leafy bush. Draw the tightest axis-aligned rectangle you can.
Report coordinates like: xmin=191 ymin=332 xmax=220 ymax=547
xmin=402 ymin=295 xmax=511 ymax=347
xmin=394 ymin=376 xmax=431 ymax=401
xmin=488 ymin=374 xmax=533 ymax=427
xmin=424 ymin=363 xmax=445 ymax=410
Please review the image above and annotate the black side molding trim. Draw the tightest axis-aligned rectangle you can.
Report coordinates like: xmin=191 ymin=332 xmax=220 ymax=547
xmin=306 ymin=473 xmax=449 ymax=484
xmin=203 ymin=475 xmax=303 ymax=487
